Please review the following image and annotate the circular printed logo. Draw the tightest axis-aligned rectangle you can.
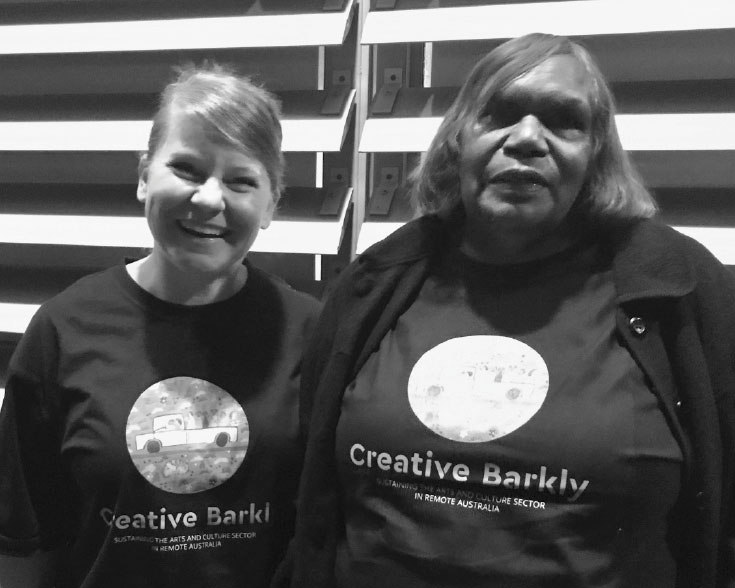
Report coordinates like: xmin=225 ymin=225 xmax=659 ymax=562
xmin=125 ymin=377 xmax=249 ymax=494
xmin=407 ymin=336 xmax=549 ymax=443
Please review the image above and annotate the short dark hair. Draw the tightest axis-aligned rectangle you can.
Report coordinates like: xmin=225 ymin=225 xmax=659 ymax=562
xmin=145 ymin=62 xmax=285 ymax=202
xmin=411 ymin=33 xmax=656 ymax=225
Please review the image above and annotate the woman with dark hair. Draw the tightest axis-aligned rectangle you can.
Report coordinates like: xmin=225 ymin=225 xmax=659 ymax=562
xmin=290 ymin=33 xmax=735 ymax=588
xmin=0 ymin=64 xmax=320 ymax=588
xmin=414 ymin=33 xmax=654 ymax=225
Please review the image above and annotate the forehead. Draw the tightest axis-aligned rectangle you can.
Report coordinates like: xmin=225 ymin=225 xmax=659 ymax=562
xmin=157 ymin=110 xmax=258 ymax=161
xmin=500 ymin=55 xmax=593 ymax=107
xmin=159 ymin=110 xmax=225 ymax=149
xmin=153 ymin=113 xmax=267 ymax=175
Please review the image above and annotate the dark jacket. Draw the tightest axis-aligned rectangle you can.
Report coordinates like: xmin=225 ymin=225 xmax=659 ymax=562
xmin=292 ymin=215 xmax=735 ymax=588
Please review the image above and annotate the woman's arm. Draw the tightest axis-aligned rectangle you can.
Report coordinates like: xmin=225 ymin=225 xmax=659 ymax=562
xmin=0 ymin=550 xmax=59 ymax=588
xmin=0 ymin=312 xmax=64 ymax=588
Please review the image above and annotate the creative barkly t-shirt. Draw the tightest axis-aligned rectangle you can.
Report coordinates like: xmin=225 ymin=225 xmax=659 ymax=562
xmin=335 ymin=243 xmax=683 ymax=588
xmin=0 ymin=262 xmax=320 ymax=588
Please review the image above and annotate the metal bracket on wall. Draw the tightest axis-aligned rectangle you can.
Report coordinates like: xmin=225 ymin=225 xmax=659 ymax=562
xmin=367 ymin=166 xmax=399 ymax=216
xmin=320 ymin=168 xmax=350 ymax=216
xmin=320 ymin=69 xmax=352 ymax=115
xmin=371 ymin=67 xmax=403 ymax=115
xmin=332 ymin=69 xmax=351 ymax=86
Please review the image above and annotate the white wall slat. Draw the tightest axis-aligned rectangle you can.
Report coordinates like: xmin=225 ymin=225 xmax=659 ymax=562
xmin=0 ymin=303 xmax=39 ymax=335
xmin=0 ymin=201 xmax=351 ymax=255
xmin=0 ymin=91 xmax=355 ymax=152
xmin=359 ymin=114 xmax=735 ymax=153
xmin=0 ymin=3 xmax=355 ymax=54
xmin=362 ymin=0 xmax=734 ymax=45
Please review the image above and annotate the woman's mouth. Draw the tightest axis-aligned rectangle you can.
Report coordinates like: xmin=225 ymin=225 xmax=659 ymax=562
xmin=486 ymin=168 xmax=549 ymax=190
xmin=177 ymin=220 xmax=230 ymax=239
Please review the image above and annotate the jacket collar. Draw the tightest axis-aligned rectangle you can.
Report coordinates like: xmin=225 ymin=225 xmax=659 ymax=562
xmin=358 ymin=215 xmax=447 ymax=269
xmin=360 ymin=215 xmax=696 ymax=302
xmin=607 ymin=219 xmax=696 ymax=303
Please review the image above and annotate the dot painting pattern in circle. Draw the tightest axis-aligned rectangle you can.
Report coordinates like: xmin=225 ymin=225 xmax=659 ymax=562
xmin=125 ymin=377 xmax=249 ymax=494
xmin=407 ymin=336 xmax=549 ymax=443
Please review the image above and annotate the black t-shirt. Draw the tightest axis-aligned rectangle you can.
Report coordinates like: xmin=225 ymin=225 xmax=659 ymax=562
xmin=335 ymin=242 xmax=683 ymax=588
xmin=0 ymin=262 xmax=320 ymax=588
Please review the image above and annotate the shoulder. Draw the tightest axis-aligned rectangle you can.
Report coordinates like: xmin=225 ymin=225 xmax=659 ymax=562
xmin=11 ymin=266 xmax=125 ymax=371
xmin=609 ymin=218 xmax=735 ymax=302
xmin=359 ymin=215 xmax=446 ymax=268
xmin=639 ymin=221 xmax=732 ymax=281
xmin=616 ymin=219 xmax=718 ymax=260
xmin=25 ymin=266 xmax=125 ymax=334
xmin=40 ymin=265 xmax=123 ymax=316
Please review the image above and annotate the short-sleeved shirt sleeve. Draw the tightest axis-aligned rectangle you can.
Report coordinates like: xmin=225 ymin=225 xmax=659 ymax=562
xmin=0 ymin=309 xmax=73 ymax=554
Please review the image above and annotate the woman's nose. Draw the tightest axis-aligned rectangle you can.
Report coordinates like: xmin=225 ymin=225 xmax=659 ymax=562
xmin=191 ymin=177 xmax=226 ymax=212
xmin=504 ymin=115 xmax=548 ymax=158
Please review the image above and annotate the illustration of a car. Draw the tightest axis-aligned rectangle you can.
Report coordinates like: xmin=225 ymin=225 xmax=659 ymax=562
xmin=135 ymin=413 xmax=238 ymax=453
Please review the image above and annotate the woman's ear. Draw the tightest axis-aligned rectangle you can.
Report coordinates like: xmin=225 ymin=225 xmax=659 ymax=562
xmin=136 ymin=154 xmax=150 ymax=203
xmin=260 ymin=197 xmax=276 ymax=230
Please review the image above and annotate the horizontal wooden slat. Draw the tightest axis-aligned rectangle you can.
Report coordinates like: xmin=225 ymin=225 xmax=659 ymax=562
xmin=616 ymin=114 xmax=735 ymax=151
xmin=0 ymin=1 xmax=354 ymax=53
xmin=0 ymin=304 xmax=38 ymax=335
xmin=0 ymin=188 xmax=351 ymax=253
xmin=356 ymin=221 xmax=405 ymax=254
xmin=0 ymin=215 xmax=351 ymax=253
xmin=0 ymin=48 xmax=321 ymax=96
xmin=362 ymin=0 xmax=734 ymax=44
xmin=0 ymin=90 xmax=354 ymax=152
xmin=0 ymin=186 xmax=352 ymax=332
xmin=670 ymin=227 xmax=735 ymax=262
xmin=0 ymin=215 xmax=151 ymax=248
xmin=634 ymin=153 xmax=735 ymax=188
xmin=0 ymin=0 xmax=348 ymax=22
xmin=359 ymin=113 xmax=735 ymax=152
xmin=429 ymin=30 xmax=735 ymax=86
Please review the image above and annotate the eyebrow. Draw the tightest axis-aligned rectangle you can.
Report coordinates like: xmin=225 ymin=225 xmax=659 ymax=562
xmin=545 ymin=95 xmax=590 ymax=113
xmin=229 ymin=164 xmax=264 ymax=176
xmin=168 ymin=149 xmax=265 ymax=173
xmin=500 ymin=85 xmax=591 ymax=111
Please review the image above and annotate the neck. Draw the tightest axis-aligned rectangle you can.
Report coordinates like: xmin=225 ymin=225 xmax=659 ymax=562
xmin=126 ymin=256 xmax=248 ymax=305
xmin=459 ymin=220 xmax=578 ymax=266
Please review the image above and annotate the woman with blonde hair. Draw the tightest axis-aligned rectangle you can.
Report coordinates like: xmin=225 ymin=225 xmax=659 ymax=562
xmin=0 ymin=64 xmax=320 ymax=588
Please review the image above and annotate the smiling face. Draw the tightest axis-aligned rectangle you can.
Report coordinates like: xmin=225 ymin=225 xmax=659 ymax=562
xmin=137 ymin=109 xmax=274 ymax=286
xmin=458 ymin=55 xmax=594 ymax=264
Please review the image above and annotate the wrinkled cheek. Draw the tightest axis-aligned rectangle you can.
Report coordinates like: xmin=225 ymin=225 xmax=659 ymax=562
xmin=568 ymin=145 xmax=594 ymax=188
xmin=558 ymin=155 xmax=591 ymax=196
xmin=458 ymin=173 xmax=481 ymax=211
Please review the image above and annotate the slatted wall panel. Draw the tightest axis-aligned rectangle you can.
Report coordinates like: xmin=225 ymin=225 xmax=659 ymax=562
xmin=1 ymin=0 xmax=733 ymax=407
xmin=355 ymin=0 xmax=735 ymax=263
xmin=0 ymin=0 xmax=358 ymax=398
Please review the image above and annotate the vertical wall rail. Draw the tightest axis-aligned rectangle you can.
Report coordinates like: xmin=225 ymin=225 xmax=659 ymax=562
xmin=350 ymin=0 xmax=372 ymax=259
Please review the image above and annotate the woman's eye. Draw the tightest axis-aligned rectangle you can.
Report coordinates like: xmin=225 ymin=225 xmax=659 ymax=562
xmin=495 ymin=105 xmax=522 ymax=126
xmin=548 ymin=114 xmax=576 ymax=129
xmin=169 ymin=161 xmax=202 ymax=181
xmin=544 ymin=107 xmax=588 ymax=133
xmin=478 ymin=101 xmax=521 ymax=128
xmin=227 ymin=177 xmax=258 ymax=192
